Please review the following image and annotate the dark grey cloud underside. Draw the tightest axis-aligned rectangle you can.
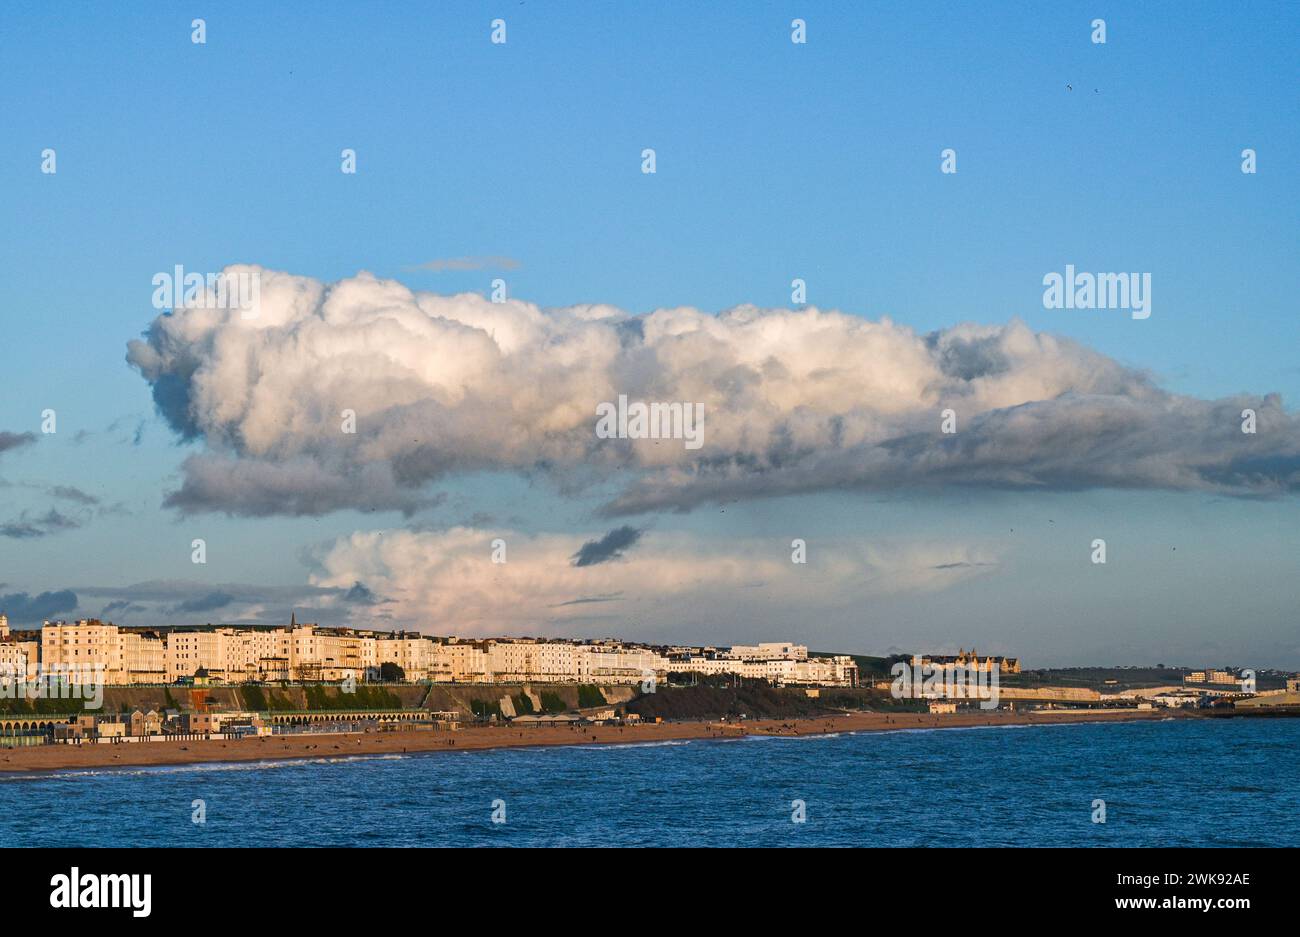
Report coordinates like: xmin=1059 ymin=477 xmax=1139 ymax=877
xmin=149 ymin=390 xmax=1300 ymax=520
xmin=160 ymin=455 xmax=443 ymax=517
xmin=599 ymin=393 xmax=1300 ymax=516
xmin=0 ymin=431 xmax=36 ymax=455
xmin=0 ymin=580 xmax=389 ymax=628
xmin=0 ymin=590 xmax=79 ymax=623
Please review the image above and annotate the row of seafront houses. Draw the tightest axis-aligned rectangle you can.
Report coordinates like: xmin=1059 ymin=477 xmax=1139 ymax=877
xmin=0 ymin=614 xmax=860 ymax=688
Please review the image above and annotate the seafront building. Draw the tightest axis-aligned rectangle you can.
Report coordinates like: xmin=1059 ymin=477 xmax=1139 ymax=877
xmin=0 ymin=615 xmax=860 ymax=688
xmin=911 ymin=649 xmax=1021 ymax=674
xmin=39 ymin=619 xmax=168 ymax=684
xmin=667 ymin=644 xmax=858 ymax=685
xmin=0 ymin=615 xmax=36 ymax=680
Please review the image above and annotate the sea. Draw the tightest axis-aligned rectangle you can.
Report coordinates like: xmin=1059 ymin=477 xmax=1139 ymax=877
xmin=2 ymin=718 xmax=1296 ymax=847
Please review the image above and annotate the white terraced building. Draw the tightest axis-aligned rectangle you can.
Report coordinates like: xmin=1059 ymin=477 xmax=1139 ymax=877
xmin=16 ymin=619 xmax=858 ymax=687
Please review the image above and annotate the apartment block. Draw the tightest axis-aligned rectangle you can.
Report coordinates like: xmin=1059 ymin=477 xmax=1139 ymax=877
xmin=24 ymin=618 xmax=859 ymax=688
xmin=375 ymin=634 xmax=438 ymax=681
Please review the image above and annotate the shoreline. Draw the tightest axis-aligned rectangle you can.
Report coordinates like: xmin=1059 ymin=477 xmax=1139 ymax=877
xmin=0 ymin=708 xmax=1192 ymax=775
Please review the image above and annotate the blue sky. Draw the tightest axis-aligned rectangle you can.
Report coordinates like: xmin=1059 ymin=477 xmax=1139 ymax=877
xmin=1 ymin=1 xmax=1297 ymax=667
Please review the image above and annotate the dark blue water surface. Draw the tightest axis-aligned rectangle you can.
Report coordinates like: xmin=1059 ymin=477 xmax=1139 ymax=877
xmin=2 ymin=718 xmax=1295 ymax=846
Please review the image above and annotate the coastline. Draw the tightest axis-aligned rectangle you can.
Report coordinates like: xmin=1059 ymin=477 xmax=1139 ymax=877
xmin=0 ymin=708 xmax=1187 ymax=775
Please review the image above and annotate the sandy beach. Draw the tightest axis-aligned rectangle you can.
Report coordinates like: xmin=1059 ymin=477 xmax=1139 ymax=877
xmin=0 ymin=708 xmax=1182 ymax=774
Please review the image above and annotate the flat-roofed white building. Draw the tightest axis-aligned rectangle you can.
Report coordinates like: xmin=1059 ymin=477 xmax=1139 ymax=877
xmin=120 ymin=630 xmax=166 ymax=683
xmin=441 ymin=641 xmax=490 ymax=682
xmin=39 ymin=620 xmax=167 ymax=685
xmin=579 ymin=645 xmax=670 ymax=683
xmin=166 ymin=629 xmax=225 ymax=682
xmin=0 ymin=616 xmax=38 ymax=682
xmin=166 ymin=626 xmax=304 ymax=683
xmin=666 ymin=647 xmax=858 ymax=687
xmin=42 ymin=619 xmax=122 ymax=677
xmin=288 ymin=624 xmax=373 ymax=682
xmin=723 ymin=642 xmax=808 ymax=661
xmin=0 ymin=641 xmax=29 ymax=684
xmin=376 ymin=634 xmax=437 ymax=681
xmin=487 ymin=641 xmax=581 ymax=682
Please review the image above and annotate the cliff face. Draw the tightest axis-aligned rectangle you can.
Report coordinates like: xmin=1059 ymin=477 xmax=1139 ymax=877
xmin=4 ymin=684 xmax=426 ymax=716
xmin=625 ymin=685 xmax=918 ymax=721
xmin=421 ymin=683 xmax=636 ymax=718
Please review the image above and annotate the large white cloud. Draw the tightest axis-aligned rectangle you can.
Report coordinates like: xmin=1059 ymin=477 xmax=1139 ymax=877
xmin=307 ymin=527 xmax=999 ymax=635
xmin=127 ymin=266 xmax=1300 ymax=517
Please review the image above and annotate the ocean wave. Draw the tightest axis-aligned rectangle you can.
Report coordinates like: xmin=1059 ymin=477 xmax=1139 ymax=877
xmin=742 ymin=732 xmax=842 ymax=742
xmin=568 ymin=739 xmax=695 ymax=751
xmin=0 ymin=753 xmax=409 ymax=782
xmin=860 ymin=720 xmax=1108 ymax=738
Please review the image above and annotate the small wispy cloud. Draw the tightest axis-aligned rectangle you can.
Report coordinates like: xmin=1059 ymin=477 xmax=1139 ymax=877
xmin=101 ymin=600 xmax=148 ymax=616
xmin=406 ymin=256 xmax=520 ymax=273
xmin=170 ymin=591 xmax=236 ymax=614
xmin=0 ymin=509 xmax=83 ymax=539
xmin=551 ymin=593 xmax=625 ymax=607
xmin=48 ymin=485 xmax=100 ymax=506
